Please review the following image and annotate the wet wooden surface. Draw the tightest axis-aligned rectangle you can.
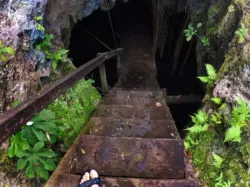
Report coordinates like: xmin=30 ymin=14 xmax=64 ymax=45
xmin=50 ymin=174 xmax=199 ymax=187
xmin=76 ymin=135 xmax=185 ymax=179
xmin=89 ymin=117 xmax=179 ymax=138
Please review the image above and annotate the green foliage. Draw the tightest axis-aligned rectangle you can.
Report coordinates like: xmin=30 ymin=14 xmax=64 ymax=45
xmin=212 ymin=153 xmax=224 ymax=168
xmin=186 ymin=111 xmax=209 ymax=138
xmin=47 ymin=49 xmax=69 ymax=70
xmin=36 ymin=34 xmax=69 ymax=70
xmin=11 ymin=100 xmax=21 ymax=108
xmin=198 ymin=64 xmax=217 ymax=85
xmin=211 ymin=97 xmax=222 ymax=105
xmin=16 ymin=142 xmax=56 ymax=180
xmin=235 ymin=24 xmax=248 ymax=43
xmin=184 ymin=23 xmax=210 ymax=47
xmin=49 ymin=79 xmax=101 ymax=145
xmin=215 ymin=173 xmax=233 ymax=187
xmin=0 ymin=41 xmax=15 ymax=62
xmin=224 ymin=98 xmax=250 ymax=143
xmin=8 ymin=79 xmax=101 ymax=181
xmin=185 ymin=95 xmax=250 ymax=185
xmin=21 ymin=110 xmax=58 ymax=145
xmin=8 ymin=133 xmax=30 ymax=158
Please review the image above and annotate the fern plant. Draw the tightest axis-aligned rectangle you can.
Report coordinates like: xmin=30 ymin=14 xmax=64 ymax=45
xmin=186 ymin=110 xmax=209 ymax=133
xmin=212 ymin=153 xmax=224 ymax=168
xmin=0 ymin=40 xmax=15 ymax=62
xmin=224 ymin=98 xmax=250 ymax=143
xmin=235 ymin=23 xmax=248 ymax=44
xmin=198 ymin=64 xmax=217 ymax=85
xmin=16 ymin=142 xmax=56 ymax=180
xmin=215 ymin=173 xmax=233 ymax=187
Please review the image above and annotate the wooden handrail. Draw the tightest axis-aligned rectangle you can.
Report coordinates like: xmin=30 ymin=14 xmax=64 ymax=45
xmin=0 ymin=48 xmax=123 ymax=145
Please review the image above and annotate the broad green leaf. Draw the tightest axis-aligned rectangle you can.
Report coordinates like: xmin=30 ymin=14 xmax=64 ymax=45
xmin=26 ymin=163 xmax=35 ymax=178
xmin=36 ymin=165 xmax=49 ymax=180
xmin=32 ymin=127 xmax=46 ymax=142
xmin=224 ymin=126 xmax=241 ymax=143
xmin=16 ymin=150 xmax=30 ymax=158
xmin=33 ymin=142 xmax=45 ymax=152
xmin=198 ymin=76 xmax=209 ymax=83
xmin=17 ymin=158 xmax=28 ymax=170
xmin=37 ymin=150 xmax=56 ymax=158
xmin=39 ymin=158 xmax=56 ymax=171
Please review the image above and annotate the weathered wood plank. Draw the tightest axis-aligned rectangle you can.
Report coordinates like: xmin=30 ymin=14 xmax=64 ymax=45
xmin=76 ymin=135 xmax=185 ymax=179
xmin=46 ymin=174 xmax=199 ymax=187
xmin=102 ymin=97 xmax=166 ymax=106
xmin=88 ymin=117 xmax=179 ymax=139
xmin=93 ymin=104 xmax=173 ymax=120
xmin=0 ymin=48 xmax=123 ymax=145
xmin=166 ymin=95 xmax=202 ymax=104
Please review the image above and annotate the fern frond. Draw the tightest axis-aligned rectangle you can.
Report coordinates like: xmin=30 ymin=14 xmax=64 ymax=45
xmin=187 ymin=124 xmax=208 ymax=133
xmin=224 ymin=126 xmax=241 ymax=142
xmin=211 ymin=97 xmax=222 ymax=105
xmin=212 ymin=153 xmax=224 ymax=168
xmin=205 ymin=64 xmax=217 ymax=80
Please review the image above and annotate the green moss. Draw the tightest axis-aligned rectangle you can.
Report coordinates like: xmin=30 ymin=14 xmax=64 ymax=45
xmin=49 ymin=79 xmax=101 ymax=146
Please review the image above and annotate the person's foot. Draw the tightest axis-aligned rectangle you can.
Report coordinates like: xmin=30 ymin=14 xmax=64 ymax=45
xmin=79 ymin=170 xmax=100 ymax=187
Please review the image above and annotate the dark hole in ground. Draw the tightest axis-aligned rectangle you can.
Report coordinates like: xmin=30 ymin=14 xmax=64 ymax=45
xmin=68 ymin=0 xmax=203 ymax=135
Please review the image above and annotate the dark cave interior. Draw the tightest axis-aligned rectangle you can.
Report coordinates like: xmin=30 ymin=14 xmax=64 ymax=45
xmin=68 ymin=0 xmax=204 ymax=134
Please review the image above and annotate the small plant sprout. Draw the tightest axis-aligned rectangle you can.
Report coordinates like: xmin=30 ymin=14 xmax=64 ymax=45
xmin=198 ymin=64 xmax=217 ymax=85
xmin=235 ymin=23 xmax=248 ymax=43
xmin=211 ymin=97 xmax=222 ymax=105
xmin=184 ymin=22 xmax=210 ymax=47
xmin=212 ymin=153 xmax=224 ymax=168
xmin=0 ymin=40 xmax=15 ymax=62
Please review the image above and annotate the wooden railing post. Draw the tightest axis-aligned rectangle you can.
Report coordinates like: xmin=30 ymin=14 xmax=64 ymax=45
xmin=117 ymin=55 xmax=121 ymax=76
xmin=99 ymin=63 xmax=108 ymax=94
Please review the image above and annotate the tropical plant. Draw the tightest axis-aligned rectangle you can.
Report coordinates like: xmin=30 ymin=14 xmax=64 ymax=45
xmin=184 ymin=23 xmax=210 ymax=47
xmin=235 ymin=23 xmax=248 ymax=43
xmin=0 ymin=41 xmax=15 ymax=62
xmin=224 ymin=98 xmax=250 ymax=143
xmin=21 ymin=110 xmax=58 ymax=145
xmin=36 ymin=34 xmax=69 ymax=70
xmin=8 ymin=133 xmax=30 ymax=158
xmin=198 ymin=64 xmax=217 ymax=85
xmin=16 ymin=142 xmax=56 ymax=180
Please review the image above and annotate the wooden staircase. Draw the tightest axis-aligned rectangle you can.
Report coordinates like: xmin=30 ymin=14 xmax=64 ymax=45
xmin=46 ymin=89 xmax=198 ymax=187
xmin=46 ymin=3 xmax=198 ymax=186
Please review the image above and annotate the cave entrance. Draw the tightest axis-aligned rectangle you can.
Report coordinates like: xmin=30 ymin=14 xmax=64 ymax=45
xmin=68 ymin=0 xmax=203 ymax=134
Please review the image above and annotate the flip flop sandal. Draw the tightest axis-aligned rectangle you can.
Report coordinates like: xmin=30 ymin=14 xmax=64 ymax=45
xmin=78 ymin=177 xmax=103 ymax=187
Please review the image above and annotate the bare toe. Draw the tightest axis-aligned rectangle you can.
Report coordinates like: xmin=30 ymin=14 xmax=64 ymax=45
xmin=90 ymin=170 xmax=99 ymax=179
xmin=80 ymin=172 xmax=90 ymax=184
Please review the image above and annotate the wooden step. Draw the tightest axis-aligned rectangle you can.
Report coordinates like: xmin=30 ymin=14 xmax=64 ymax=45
xmin=93 ymin=105 xmax=173 ymax=120
xmin=76 ymin=136 xmax=184 ymax=179
xmin=88 ymin=117 xmax=179 ymax=139
xmin=106 ymin=90 xmax=165 ymax=99
xmin=47 ymin=174 xmax=199 ymax=187
xmin=102 ymin=96 xmax=166 ymax=106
